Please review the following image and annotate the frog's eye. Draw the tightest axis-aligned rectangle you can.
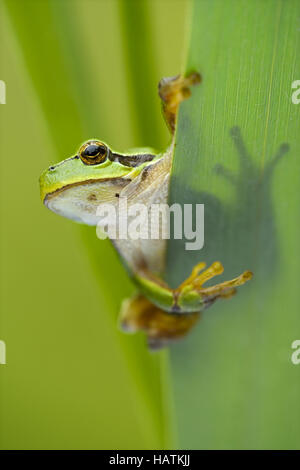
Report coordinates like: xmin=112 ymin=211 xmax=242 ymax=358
xmin=79 ymin=141 xmax=108 ymax=165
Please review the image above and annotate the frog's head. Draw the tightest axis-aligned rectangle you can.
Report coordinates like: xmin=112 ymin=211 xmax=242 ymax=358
xmin=40 ymin=140 xmax=148 ymax=225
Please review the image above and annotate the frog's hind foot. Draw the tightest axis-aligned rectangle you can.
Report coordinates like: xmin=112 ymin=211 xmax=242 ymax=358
xmin=158 ymin=72 xmax=201 ymax=134
xmin=119 ymin=294 xmax=199 ymax=350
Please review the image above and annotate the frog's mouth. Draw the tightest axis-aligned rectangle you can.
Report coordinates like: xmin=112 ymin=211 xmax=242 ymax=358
xmin=44 ymin=177 xmax=130 ymax=225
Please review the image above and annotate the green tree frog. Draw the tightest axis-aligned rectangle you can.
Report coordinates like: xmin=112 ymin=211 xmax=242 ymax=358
xmin=40 ymin=73 xmax=252 ymax=349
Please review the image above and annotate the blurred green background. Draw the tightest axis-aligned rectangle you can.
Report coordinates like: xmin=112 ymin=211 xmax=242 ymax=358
xmin=1 ymin=0 xmax=300 ymax=451
xmin=0 ymin=0 xmax=188 ymax=449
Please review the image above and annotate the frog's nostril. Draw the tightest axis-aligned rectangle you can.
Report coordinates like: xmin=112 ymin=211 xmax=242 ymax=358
xmin=49 ymin=166 xmax=55 ymax=171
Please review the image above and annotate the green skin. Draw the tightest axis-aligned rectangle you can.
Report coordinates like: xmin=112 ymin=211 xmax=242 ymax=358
xmin=40 ymin=139 xmax=206 ymax=314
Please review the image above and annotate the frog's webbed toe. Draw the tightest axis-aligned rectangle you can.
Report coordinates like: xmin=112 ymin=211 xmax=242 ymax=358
xmin=179 ymin=261 xmax=252 ymax=291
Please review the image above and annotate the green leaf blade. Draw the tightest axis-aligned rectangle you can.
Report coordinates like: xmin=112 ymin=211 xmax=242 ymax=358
xmin=167 ymin=0 xmax=300 ymax=449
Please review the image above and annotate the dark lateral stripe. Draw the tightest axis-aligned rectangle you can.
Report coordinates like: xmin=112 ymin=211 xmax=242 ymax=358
xmin=110 ymin=152 xmax=155 ymax=167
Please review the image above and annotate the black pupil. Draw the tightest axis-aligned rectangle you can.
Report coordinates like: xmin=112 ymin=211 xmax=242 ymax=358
xmin=83 ymin=144 xmax=106 ymax=158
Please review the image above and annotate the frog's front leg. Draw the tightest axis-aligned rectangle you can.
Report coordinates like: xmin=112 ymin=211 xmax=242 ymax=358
xmin=119 ymin=294 xmax=200 ymax=350
xmin=135 ymin=261 xmax=252 ymax=314
xmin=158 ymin=72 xmax=201 ymax=134
xmin=120 ymin=262 xmax=252 ymax=349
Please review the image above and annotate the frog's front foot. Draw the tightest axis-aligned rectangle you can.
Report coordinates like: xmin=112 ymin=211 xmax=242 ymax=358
xmin=174 ymin=261 xmax=252 ymax=313
xmin=158 ymin=72 xmax=201 ymax=133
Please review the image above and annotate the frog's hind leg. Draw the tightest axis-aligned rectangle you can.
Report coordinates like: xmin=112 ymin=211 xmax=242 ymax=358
xmin=119 ymin=294 xmax=199 ymax=350
xmin=158 ymin=72 xmax=201 ymax=134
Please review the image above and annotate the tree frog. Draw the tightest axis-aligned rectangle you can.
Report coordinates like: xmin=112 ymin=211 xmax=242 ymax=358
xmin=40 ymin=73 xmax=252 ymax=349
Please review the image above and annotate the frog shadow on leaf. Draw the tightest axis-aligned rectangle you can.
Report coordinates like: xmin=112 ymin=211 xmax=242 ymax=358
xmin=167 ymin=126 xmax=289 ymax=285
